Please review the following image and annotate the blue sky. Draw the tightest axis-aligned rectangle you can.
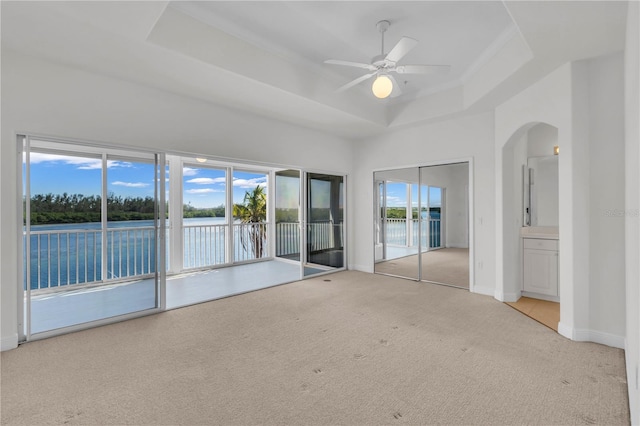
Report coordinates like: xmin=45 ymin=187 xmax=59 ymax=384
xmin=183 ymin=166 xmax=267 ymax=209
xmin=385 ymin=182 xmax=441 ymax=208
xmin=26 ymin=152 xmax=268 ymax=209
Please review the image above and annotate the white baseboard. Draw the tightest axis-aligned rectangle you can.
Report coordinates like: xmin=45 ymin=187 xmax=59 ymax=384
xmin=624 ymin=341 xmax=639 ymax=426
xmin=557 ymin=323 xmax=625 ymax=349
xmin=557 ymin=322 xmax=573 ymax=340
xmin=521 ymin=291 xmax=559 ymax=303
xmin=494 ymin=289 xmax=521 ymax=302
xmin=472 ymin=285 xmax=494 ymax=297
xmin=1 ymin=334 xmax=19 ymax=351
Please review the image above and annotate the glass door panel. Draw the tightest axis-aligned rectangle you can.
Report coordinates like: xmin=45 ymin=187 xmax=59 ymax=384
xmin=373 ymin=168 xmax=420 ymax=280
xmin=275 ymin=170 xmax=301 ymax=263
xmin=232 ymin=170 xmax=268 ymax=263
xmin=419 ymin=163 xmax=470 ymax=288
xmin=182 ymin=165 xmax=228 ymax=268
xmin=23 ymin=140 xmax=161 ymax=337
xmin=107 ymin=156 xmax=158 ymax=281
xmin=304 ymin=173 xmax=345 ymax=276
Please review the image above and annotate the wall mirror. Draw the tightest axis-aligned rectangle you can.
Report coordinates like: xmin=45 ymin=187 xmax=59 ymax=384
xmin=374 ymin=162 xmax=470 ymax=289
xmin=524 ymin=155 xmax=559 ymax=227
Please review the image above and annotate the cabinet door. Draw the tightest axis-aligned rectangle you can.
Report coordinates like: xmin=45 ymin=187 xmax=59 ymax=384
xmin=523 ymin=249 xmax=558 ymax=296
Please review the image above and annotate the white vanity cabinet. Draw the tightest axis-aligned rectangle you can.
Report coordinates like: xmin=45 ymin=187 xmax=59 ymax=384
xmin=522 ymin=237 xmax=558 ymax=297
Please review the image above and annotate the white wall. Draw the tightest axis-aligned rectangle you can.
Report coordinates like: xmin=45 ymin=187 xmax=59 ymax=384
xmin=587 ymin=52 xmax=626 ymax=340
xmin=350 ymin=112 xmax=495 ymax=296
xmin=0 ymin=50 xmax=353 ymax=350
xmin=624 ymin=2 xmax=640 ymax=423
xmin=495 ymin=52 xmax=627 ymax=349
xmin=495 ymin=64 xmax=572 ymax=305
xmin=527 ymin=123 xmax=558 ymax=157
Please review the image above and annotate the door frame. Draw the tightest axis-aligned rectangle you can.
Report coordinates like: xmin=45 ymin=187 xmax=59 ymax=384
xmin=301 ymin=171 xmax=347 ymax=278
xmin=17 ymin=134 xmax=166 ymax=343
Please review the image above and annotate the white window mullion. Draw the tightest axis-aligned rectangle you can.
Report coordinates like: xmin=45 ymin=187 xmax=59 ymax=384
xmin=426 ymin=185 xmax=431 ymax=251
xmin=101 ymin=154 xmax=108 ymax=283
xmin=168 ymin=156 xmax=183 ymax=273
xmin=418 ymin=173 xmax=423 ymax=280
xmin=268 ymin=170 xmax=276 ymax=260
xmin=23 ymin=136 xmax=32 ymax=341
xmin=227 ymin=167 xmax=234 ymax=264
xmin=406 ymin=183 xmax=412 ymax=247
xmin=157 ymin=153 xmax=167 ymax=310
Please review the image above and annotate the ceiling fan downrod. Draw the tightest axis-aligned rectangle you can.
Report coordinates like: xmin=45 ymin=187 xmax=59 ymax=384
xmin=373 ymin=20 xmax=391 ymax=68
xmin=376 ymin=20 xmax=390 ymax=56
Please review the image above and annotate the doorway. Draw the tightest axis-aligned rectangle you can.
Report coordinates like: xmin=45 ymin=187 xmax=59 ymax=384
xmin=304 ymin=172 xmax=345 ymax=276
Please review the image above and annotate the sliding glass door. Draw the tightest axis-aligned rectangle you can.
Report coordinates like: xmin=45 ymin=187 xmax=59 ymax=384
xmin=373 ymin=168 xmax=421 ymax=280
xmin=21 ymin=137 xmax=164 ymax=338
xmin=303 ymin=173 xmax=345 ymax=276
xmin=275 ymin=169 xmax=301 ymax=263
xmin=20 ymin=136 xmax=348 ymax=340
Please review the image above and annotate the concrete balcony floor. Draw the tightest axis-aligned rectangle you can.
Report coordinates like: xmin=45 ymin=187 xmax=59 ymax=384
xmin=26 ymin=259 xmax=324 ymax=335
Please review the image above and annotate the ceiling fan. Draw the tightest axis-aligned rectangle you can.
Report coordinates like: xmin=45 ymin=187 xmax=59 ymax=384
xmin=325 ymin=20 xmax=450 ymax=99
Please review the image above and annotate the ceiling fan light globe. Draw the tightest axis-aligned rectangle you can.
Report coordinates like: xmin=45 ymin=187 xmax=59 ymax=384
xmin=372 ymin=75 xmax=393 ymax=99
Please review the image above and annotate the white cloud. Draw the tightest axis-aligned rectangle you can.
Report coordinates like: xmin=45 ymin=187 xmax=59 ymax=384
xmin=112 ymin=181 xmax=150 ymax=188
xmin=183 ymin=167 xmax=198 ymax=177
xmin=386 ymin=196 xmax=407 ymax=207
xmin=186 ymin=188 xmax=221 ymax=194
xmin=28 ymin=152 xmax=132 ymax=170
xmin=186 ymin=177 xmax=226 ymax=185
xmin=233 ymin=177 xmax=267 ymax=189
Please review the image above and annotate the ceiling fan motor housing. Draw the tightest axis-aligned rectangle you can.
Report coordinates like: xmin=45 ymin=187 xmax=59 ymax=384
xmin=371 ymin=54 xmax=388 ymax=68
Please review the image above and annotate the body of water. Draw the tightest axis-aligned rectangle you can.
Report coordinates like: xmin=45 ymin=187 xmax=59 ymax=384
xmin=24 ymin=218 xmax=247 ymax=291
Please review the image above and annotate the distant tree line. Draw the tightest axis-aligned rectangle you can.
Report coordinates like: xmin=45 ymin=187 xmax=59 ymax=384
xmin=183 ymin=203 xmax=226 ymax=219
xmin=385 ymin=207 xmax=410 ymax=219
xmin=26 ymin=192 xmax=159 ymax=225
xmin=384 ymin=207 xmax=441 ymax=219
xmin=26 ymin=193 xmax=235 ymax=225
xmin=25 ymin=192 xmax=349 ymax=226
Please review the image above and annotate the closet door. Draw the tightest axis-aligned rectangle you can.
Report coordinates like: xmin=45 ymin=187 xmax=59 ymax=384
xmin=373 ymin=168 xmax=420 ymax=280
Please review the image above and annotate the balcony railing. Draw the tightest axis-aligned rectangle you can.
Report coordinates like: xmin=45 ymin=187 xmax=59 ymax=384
xmin=233 ymin=222 xmax=268 ymax=263
xmin=381 ymin=218 xmax=441 ymax=248
xmin=275 ymin=222 xmax=299 ymax=257
xmin=25 ymin=225 xmax=156 ymax=291
xmin=25 ymin=220 xmax=344 ymax=292
xmin=183 ymin=223 xmax=226 ymax=269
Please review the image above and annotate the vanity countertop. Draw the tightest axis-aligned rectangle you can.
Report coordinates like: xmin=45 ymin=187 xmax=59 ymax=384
xmin=520 ymin=226 xmax=559 ymax=240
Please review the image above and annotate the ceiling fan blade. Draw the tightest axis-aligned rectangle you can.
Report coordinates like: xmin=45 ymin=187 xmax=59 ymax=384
xmin=387 ymin=74 xmax=403 ymax=98
xmin=336 ymin=72 xmax=377 ymax=92
xmin=385 ymin=36 xmax=418 ymax=63
xmin=325 ymin=59 xmax=377 ymax=71
xmin=395 ymin=64 xmax=451 ymax=75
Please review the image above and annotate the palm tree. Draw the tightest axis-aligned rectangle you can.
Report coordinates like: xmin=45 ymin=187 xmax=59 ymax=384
xmin=233 ymin=185 xmax=267 ymax=259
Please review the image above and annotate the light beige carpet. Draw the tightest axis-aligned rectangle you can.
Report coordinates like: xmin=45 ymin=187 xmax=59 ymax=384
xmin=375 ymin=248 xmax=469 ymax=288
xmin=1 ymin=271 xmax=629 ymax=425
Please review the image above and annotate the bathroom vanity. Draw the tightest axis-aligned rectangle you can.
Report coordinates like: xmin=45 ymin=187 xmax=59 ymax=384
xmin=521 ymin=227 xmax=559 ymax=301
